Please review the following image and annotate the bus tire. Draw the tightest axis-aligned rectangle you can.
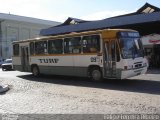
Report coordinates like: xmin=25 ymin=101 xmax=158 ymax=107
xmin=32 ymin=65 xmax=40 ymax=77
xmin=90 ymin=68 xmax=102 ymax=81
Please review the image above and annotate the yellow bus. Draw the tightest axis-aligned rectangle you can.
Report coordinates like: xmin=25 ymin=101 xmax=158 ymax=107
xmin=12 ymin=29 xmax=148 ymax=81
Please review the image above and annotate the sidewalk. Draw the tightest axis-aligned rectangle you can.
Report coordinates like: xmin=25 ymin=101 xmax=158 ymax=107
xmin=0 ymin=85 xmax=9 ymax=93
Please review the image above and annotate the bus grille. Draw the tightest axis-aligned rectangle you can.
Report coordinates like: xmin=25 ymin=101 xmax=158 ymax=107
xmin=134 ymin=62 xmax=143 ymax=68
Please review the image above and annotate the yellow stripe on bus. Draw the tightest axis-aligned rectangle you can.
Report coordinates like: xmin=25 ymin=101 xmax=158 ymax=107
xmin=29 ymin=53 xmax=99 ymax=57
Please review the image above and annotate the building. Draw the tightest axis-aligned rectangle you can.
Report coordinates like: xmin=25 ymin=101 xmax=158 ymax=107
xmin=141 ymin=34 xmax=160 ymax=68
xmin=40 ymin=3 xmax=160 ymax=67
xmin=0 ymin=13 xmax=61 ymax=60
xmin=40 ymin=3 xmax=160 ymax=36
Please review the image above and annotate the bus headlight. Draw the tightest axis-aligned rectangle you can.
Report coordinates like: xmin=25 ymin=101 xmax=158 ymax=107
xmin=143 ymin=63 xmax=147 ymax=67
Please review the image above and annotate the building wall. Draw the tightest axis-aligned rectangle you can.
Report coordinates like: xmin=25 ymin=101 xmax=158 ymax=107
xmin=0 ymin=19 xmax=60 ymax=59
xmin=141 ymin=34 xmax=160 ymax=68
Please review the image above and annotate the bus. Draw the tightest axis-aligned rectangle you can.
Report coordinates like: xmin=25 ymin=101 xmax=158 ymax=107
xmin=12 ymin=29 xmax=148 ymax=81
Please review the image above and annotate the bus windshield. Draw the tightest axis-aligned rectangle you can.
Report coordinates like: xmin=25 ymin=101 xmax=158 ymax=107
xmin=118 ymin=32 xmax=144 ymax=59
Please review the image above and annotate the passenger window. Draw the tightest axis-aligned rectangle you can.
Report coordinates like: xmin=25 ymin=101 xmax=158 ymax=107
xmin=48 ymin=39 xmax=63 ymax=54
xmin=13 ymin=44 xmax=19 ymax=56
xmin=64 ymin=37 xmax=81 ymax=54
xmin=35 ymin=41 xmax=47 ymax=54
xmin=30 ymin=42 xmax=35 ymax=55
xmin=82 ymin=35 xmax=100 ymax=53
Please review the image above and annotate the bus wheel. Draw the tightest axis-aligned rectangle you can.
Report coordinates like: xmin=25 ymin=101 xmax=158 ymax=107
xmin=32 ymin=66 xmax=40 ymax=77
xmin=91 ymin=68 xmax=102 ymax=81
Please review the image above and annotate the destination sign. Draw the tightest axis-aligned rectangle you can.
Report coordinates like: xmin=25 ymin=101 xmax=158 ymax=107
xmin=118 ymin=32 xmax=140 ymax=38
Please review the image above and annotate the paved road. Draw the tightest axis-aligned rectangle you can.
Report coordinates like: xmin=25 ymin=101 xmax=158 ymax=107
xmin=0 ymin=68 xmax=160 ymax=119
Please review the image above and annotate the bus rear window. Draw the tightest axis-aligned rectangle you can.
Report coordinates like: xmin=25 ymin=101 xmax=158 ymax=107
xmin=13 ymin=44 xmax=19 ymax=56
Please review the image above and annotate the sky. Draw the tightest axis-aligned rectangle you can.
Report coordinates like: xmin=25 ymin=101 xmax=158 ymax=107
xmin=0 ymin=0 xmax=159 ymax=22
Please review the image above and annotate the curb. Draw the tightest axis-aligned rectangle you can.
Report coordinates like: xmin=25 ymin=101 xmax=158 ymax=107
xmin=0 ymin=85 xmax=9 ymax=93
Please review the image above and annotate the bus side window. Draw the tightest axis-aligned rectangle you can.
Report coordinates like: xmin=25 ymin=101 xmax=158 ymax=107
xmin=48 ymin=39 xmax=63 ymax=54
xmin=13 ymin=44 xmax=19 ymax=56
xmin=64 ymin=37 xmax=81 ymax=54
xmin=35 ymin=41 xmax=48 ymax=54
xmin=82 ymin=35 xmax=100 ymax=53
xmin=30 ymin=42 xmax=35 ymax=55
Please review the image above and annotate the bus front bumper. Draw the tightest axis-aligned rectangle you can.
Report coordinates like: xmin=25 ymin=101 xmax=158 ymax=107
xmin=121 ymin=66 xmax=148 ymax=79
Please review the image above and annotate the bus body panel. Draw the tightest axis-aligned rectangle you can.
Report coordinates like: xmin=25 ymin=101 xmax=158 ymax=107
xmin=29 ymin=54 xmax=102 ymax=77
xmin=12 ymin=29 xmax=148 ymax=80
xmin=12 ymin=56 xmax=21 ymax=65
xmin=116 ymin=57 xmax=148 ymax=79
xmin=121 ymin=66 xmax=147 ymax=79
xmin=12 ymin=56 xmax=23 ymax=71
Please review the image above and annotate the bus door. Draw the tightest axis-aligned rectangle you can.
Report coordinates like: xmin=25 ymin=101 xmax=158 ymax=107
xmin=104 ymin=40 xmax=117 ymax=78
xmin=21 ymin=46 xmax=29 ymax=72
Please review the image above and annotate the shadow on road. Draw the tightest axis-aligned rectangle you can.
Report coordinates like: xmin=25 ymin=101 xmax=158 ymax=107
xmin=147 ymin=68 xmax=160 ymax=74
xmin=17 ymin=74 xmax=160 ymax=95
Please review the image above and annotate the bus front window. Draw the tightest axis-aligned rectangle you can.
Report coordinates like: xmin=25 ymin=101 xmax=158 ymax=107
xmin=119 ymin=37 xmax=144 ymax=59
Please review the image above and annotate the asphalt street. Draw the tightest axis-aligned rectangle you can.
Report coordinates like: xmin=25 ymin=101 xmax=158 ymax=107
xmin=0 ymin=68 xmax=160 ymax=119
